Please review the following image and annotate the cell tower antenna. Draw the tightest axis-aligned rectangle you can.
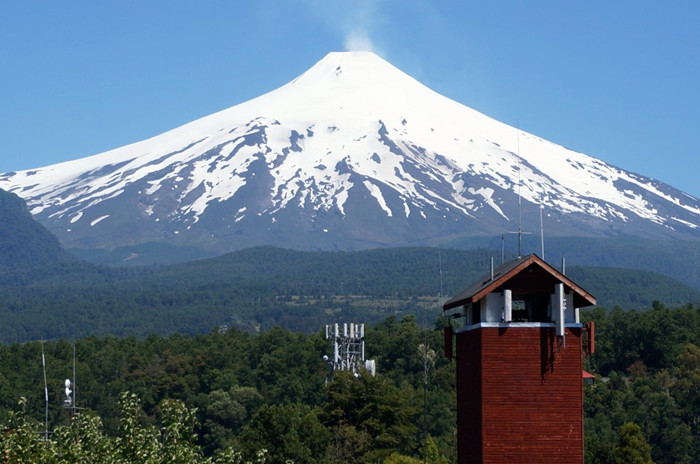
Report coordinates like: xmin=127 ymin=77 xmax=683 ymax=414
xmin=323 ymin=323 xmax=375 ymax=382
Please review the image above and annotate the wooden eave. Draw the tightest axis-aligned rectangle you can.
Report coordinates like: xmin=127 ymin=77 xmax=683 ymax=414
xmin=442 ymin=254 xmax=597 ymax=311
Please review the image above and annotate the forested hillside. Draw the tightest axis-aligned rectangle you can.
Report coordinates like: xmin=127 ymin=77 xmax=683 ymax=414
xmin=1 ymin=246 xmax=699 ymax=343
xmin=0 ymin=189 xmax=75 ymax=271
xmin=1 ymin=303 xmax=698 ymax=463
xmin=2 ymin=188 xmax=699 ymax=344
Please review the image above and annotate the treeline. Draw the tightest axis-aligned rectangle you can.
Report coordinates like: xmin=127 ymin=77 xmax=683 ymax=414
xmin=1 ymin=303 xmax=699 ymax=463
xmin=1 ymin=247 xmax=699 ymax=342
xmin=0 ymin=316 xmax=454 ymax=463
xmin=583 ymin=303 xmax=700 ymax=463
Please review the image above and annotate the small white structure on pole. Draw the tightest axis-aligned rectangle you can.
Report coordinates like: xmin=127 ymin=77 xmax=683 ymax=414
xmin=63 ymin=344 xmax=79 ymax=416
xmin=64 ymin=379 xmax=73 ymax=407
xmin=324 ymin=322 xmax=375 ymax=382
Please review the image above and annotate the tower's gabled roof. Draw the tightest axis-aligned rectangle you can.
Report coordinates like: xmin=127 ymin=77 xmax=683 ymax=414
xmin=442 ymin=254 xmax=597 ymax=311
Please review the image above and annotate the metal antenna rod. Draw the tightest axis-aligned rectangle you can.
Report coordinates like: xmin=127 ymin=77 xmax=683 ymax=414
xmin=501 ymin=234 xmax=505 ymax=264
xmin=422 ymin=337 xmax=428 ymax=461
xmin=41 ymin=341 xmax=49 ymax=441
xmin=540 ymin=205 xmax=545 ymax=260
xmin=72 ymin=343 xmax=77 ymax=415
xmin=502 ymin=123 xmax=532 ymax=261
xmin=517 ymin=122 xmax=523 ymax=258
xmin=438 ymin=250 xmax=444 ymax=304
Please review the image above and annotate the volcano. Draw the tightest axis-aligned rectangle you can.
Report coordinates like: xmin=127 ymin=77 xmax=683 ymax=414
xmin=1 ymin=51 xmax=699 ymax=260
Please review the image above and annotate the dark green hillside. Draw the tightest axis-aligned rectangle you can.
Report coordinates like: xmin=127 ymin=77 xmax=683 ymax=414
xmin=69 ymin=240 xmax=218 ymax=266
xmin=0 ymin=189 xmax=75 ymax=270
xmin=0 ymin=191 xmax=697 ymax=342
xmin=0 ymin=247 xmax=492 ymax=342
xmin=148 ymin=246 xmax=491 ymax=297
xmin=1 ymin=245 xmax=698 ymax=343
xmin=567 ymin=266 xmax=700 ymax=309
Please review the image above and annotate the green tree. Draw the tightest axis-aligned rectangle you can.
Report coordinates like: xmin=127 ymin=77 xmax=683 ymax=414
xmin=383 ymin=454 xmax=422 ymax=464
xmin=325 ymin=424 xmax=371 ymax=464
xmin=320 ymin=371 xmax=418 ymax=462
xmin=236 ymin=402 xmax=329 ymax=464
xmin=115 ymin=392 xmax=161 ymax=464
xmin=158 ymin=398 xmax=204 ymax=464
xmin=671 ymin=343 xmax=700 ymax=462
xmin=200 ymin=386 xmax=262 ymax=454
xmin=0 ymin=397 xmax=56 ymax=464
xmin=52 ymin=412 xmax=116 ymax=463
xmin=613 ymin=422 xmax=654 ymax=464
xmin=672 ymin=343 xmax=700 ymax=434
xmin=421 ymin=435 xmax=448 ymax=464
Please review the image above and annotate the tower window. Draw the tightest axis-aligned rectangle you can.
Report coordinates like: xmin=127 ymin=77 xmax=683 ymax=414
xmin=512 ymin=294 xmax=551 ymax=322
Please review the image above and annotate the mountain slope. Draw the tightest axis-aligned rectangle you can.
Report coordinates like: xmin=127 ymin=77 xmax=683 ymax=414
xmin=0 ymin=188 xmax=75 ymax=271
xmin=1 ymin=52 xmax=698 ymax=257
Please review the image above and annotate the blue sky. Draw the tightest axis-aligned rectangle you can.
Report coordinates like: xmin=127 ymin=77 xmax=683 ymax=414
xmin=2 ymin=1 xmax=699 ymax=198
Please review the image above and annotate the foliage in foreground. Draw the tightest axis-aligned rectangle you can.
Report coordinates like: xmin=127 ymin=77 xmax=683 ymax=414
xmin=0 ymin=393 xmax=266 ymax=464
xmin=0 ymin=303 xmax=698 ymax=462
xmin=0 ymin=389 xmax=443 ymax=464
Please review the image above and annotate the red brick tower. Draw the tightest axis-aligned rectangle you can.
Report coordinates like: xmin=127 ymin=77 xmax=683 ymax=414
xmin=443 ymin=254 xmax=596 ymax=464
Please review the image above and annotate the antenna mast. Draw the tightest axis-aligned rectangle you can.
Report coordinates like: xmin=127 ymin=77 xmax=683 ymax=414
xmin=68 ymin=343 xmax=77 ymax=416
xmin=41 ymin=341 xmax=49 ymax=441
xmin=438 ymin=250 xmax=444 ymax=304
xmin=505 ymin=123 xmax=531 ymax=258
xmin=517 ymin=122 xmax=522 ymax=257
xmin=540 ymin=205 xmax=545 ymax=260
xmin=501 ymin=123 xmax=533 ymax=260
xmin=73 ymin=344 xmax=76 ymax=413
xmin=63 ymin=343 xmax=81 ymax=418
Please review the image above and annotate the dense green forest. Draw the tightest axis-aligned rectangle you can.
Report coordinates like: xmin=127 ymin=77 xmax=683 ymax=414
xmin=1 ymin=246 xmax=699 ymax=343
xmin=1 ymin=303 xmax=698 ymax=463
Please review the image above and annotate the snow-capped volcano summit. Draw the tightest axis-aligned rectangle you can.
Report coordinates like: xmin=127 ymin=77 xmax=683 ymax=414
xmin=1 ymin=51 xmax=699 ymax=257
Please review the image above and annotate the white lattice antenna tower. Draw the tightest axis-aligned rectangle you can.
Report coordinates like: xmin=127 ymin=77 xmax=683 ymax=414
xmin=324 ymin=323 xmax=375 ymax=382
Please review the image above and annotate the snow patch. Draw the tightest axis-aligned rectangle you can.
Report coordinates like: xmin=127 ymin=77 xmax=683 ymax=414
xmin=467 ymin=187 xmax=507 ymax=219
xmin=70 ymin=211 xmax=83 ymax=224
xmin=363 ymin=180 xmax=392 ymax=217
xmin=671 ymin=217 xmax=699 ymax=229
xmin=91 ymin=215 xmax=109 ymax=226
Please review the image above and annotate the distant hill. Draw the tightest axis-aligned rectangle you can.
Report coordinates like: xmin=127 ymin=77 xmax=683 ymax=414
xmin=0 ymin=191 xmax=697 ymax=342
xmin=0 ymin=246 xmax=697 ymax=343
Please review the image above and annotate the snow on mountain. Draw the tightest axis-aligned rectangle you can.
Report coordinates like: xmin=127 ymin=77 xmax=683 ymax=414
xmin=1 ymin=51 xmax=699 ymax=256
